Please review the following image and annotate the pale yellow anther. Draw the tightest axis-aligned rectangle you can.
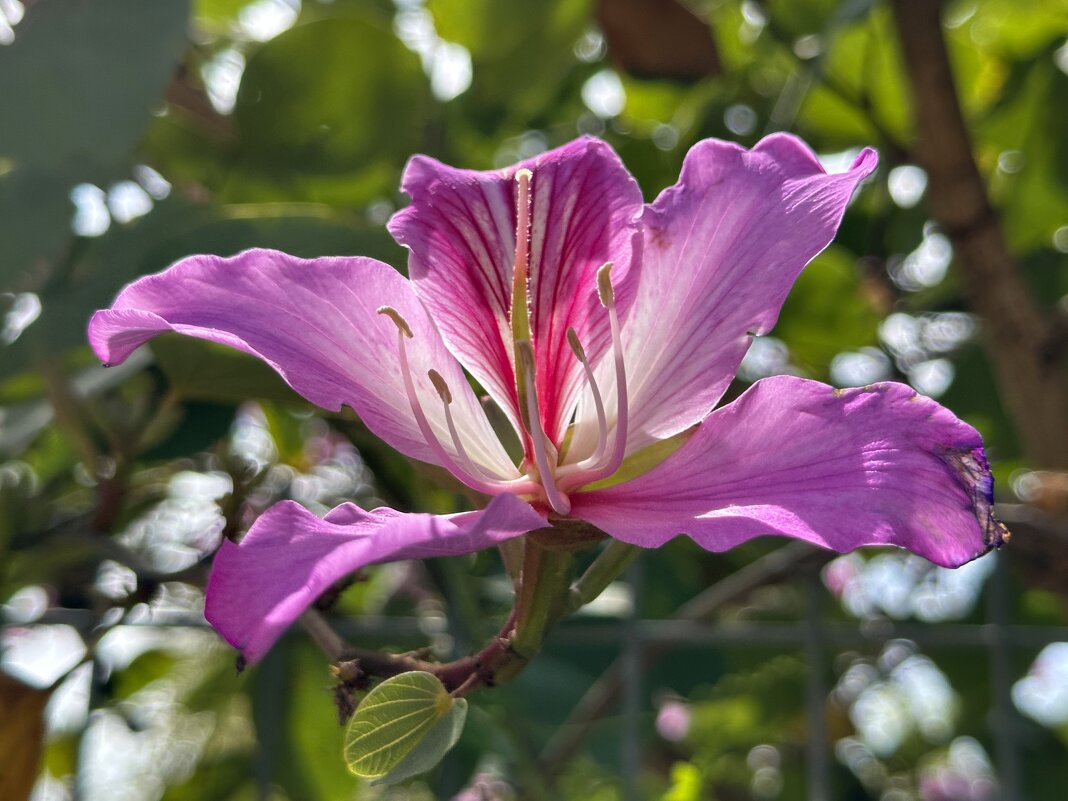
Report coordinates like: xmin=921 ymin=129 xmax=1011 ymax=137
xmin=566 ymin=327 xmax=587 ymax=361
xmin=514 ymin=167 xmax=533 ymax=183
xmin=377 ymin=306 xmax=413 ymax=338
xmin=596 ymin=262 xmax=615 ymax=307
xmin=427 ymin=369 xmax=452 ymax=404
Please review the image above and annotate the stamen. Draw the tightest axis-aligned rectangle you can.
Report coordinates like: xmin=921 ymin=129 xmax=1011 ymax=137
xmin=566 ymin=327 xmax=608 ymax=464
xmin=427 ymin=368 xmax=452 ymax=404
xmin=596 ymin=261 xmax=615 ymax=307
xmin=559 ymin=263 xmax=629 ymax=490
xmin=377 ymin=305 xmax=412 ymax=338
xmin=517 ymin=340 xmax=571 ymax=515
xmin=378 ymin=309 xmax=537 ymax=496
xmin=427 ymin=368 xmax=528 ymax=489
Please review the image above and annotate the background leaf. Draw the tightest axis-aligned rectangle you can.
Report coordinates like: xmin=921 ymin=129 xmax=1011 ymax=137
xmin=343 ymin=671 xmax=466 ymax=781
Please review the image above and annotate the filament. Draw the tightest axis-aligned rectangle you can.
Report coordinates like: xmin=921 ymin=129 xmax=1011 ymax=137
xmin=378 ymin=307 xmax=536 ymax=496
xmin=558 ymin=263 xmax=630 ymax=490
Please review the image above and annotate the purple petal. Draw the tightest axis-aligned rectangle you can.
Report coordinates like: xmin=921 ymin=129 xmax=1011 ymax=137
xmin=88 ymin=249 xmax=516 ymax=477
xmin=573 ymin=135 xmax=877 ymax=459
xmin=205 ymin=494 xmax=546 ymax=664
xmin=572 ymin=377 xmax=1007 ymax=568
xmin=388 ymin=137 xmax=643 ymax=444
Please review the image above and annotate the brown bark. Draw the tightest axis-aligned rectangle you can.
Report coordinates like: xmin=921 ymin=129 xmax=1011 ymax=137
xmin=890 ymin=0 xmax=1068 ymax=468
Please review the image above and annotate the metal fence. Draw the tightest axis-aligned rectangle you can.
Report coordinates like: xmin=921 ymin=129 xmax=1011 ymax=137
xmin=19 ymin=533 xmax=1067 ymax=800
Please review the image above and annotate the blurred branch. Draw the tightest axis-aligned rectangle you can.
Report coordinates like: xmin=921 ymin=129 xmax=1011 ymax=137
xmin=890 ymin=0 xmax=1068 ymax=469
xmin=995 ymin=501 xmax=1068 ymax=598
xmin=301 ymin=606 xmax=514 ymax=700
xmin=41 ymin=362 xmax=102 ymax=475
xmin=764 ymin=12 xmax=907 ymax=160
xmin=163 ymin=63 xmax=235 ymax=141
xmin=302 ymin=523 xmax=632 ymax=708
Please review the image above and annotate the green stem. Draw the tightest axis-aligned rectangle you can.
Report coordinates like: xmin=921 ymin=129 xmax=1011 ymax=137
xmin=496 ymin=535 xmax=575 ymax=684
xmin=566 ymin=540 xmax=641 ymax=615
xmin=303 ymin=526 xmax=617 ymax=697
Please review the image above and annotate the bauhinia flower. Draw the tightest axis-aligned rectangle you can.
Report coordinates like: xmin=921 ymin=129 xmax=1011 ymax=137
xmin=88 ymin=134 xmax=1006 ymax=666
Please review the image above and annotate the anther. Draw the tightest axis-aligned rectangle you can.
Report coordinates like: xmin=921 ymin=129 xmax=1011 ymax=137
xmin=377 ymin=306 xmax=413 ymax=338
xmin=566 ymin=327 xmax=587 ymax=361
xmin=566 ymin=326 xmax=607 ymax=467
xmin=427 ymin=369 xmax=452 ymax=404
xmin=596 ymin=262 xmax=614 ymax=307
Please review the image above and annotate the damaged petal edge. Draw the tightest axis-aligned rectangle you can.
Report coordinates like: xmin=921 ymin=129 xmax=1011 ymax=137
xmin=941 ymin=446 xmax=1011 ymax=552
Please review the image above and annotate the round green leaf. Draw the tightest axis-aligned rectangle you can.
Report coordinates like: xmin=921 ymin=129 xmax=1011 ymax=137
xmin=343 ymin=671 xmax=466 ymax=782
xmin=372 ymin=697 xmax=468 ymax=787
xmin=234 ymin=15 xmax=431 ymax=200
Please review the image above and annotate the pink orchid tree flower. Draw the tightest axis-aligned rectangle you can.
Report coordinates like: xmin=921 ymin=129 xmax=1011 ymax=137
xmin=88 ymin=135 xmax=1007 ymax=666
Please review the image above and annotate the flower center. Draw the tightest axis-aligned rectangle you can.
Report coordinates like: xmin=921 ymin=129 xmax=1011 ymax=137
xmin=377 ymin=167 xmax=631 ymax=513
xmin=508 ymin=167 xmax=572 ymax=514
xmin=506 ymin=169 xmax=630 ymax=509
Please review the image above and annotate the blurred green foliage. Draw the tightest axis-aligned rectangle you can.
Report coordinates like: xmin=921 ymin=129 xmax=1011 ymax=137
xmin=2 ymin=0 xmax=1067 ymax=799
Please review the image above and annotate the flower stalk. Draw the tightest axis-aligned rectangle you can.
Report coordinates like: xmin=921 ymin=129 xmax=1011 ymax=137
xmin=566 ymin=540 xmax=641 ymax=615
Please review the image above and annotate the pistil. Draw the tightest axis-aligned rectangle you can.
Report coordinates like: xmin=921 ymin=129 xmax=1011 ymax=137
xmin=510 ymin=168 xmax=535 ymax=444
xmin=517 ymin=340 xmax=571 ymax=515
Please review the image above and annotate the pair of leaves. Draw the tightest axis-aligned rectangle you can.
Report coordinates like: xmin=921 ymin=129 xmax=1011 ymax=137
xmin=343 ymin=671 xmax=468 ymax=786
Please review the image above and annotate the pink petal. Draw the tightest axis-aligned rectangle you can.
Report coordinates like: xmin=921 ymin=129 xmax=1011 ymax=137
xmin=572 ymin=377 xmax=1006 ymax=568
xmin=205 ymin=494 xmax=546 ymax=664
xmin=88 ymin=249 xmax=515 ymax=477
xmin=388 ymin=137 xmax=643 ymax=444
xmin=574 ymin=135 xmax=877 ymax=459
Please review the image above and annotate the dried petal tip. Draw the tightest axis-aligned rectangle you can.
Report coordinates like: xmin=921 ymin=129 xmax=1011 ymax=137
xmin=596 ymin=262 xmax=615 ymax=307
xmin=427 ymin=369 xmax=452 ymax=404
xmin=942 ymin=447 xmax=1011 ymax=549
xmin=376 ymin=306 xmax=413 ymax=338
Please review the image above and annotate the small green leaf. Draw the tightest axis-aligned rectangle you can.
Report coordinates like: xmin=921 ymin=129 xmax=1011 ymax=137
xmin=372 ymin=697 xmax=468 ymax=787
xmin=343 ymin=671 xmax=466 ymax=783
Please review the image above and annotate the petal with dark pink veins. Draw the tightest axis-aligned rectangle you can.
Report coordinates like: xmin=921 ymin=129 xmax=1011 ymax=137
xmin=572 ymin=376 xmax=1007 ymax=568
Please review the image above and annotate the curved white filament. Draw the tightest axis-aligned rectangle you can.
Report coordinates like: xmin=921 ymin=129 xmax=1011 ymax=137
xmin=378 ymin=307 xmax=537 ymax=496
xmin=428 ymin=369 xmax=538 ymax=493
xmin=565 ymin=327 xmax=608 ymax=468
xmin=558 ymin=263 xmax=629 ymax=490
